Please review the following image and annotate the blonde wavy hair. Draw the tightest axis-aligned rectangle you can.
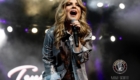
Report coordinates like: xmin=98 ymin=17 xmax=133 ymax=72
xmin=54 ymin=0 xmax=91 ymax=49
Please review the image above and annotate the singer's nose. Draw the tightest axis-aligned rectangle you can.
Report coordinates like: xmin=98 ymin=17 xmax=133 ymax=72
xmin=72 ymin=4 xmax=76 ymax=8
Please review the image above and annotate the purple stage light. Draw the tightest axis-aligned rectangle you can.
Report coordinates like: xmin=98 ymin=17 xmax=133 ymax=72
xmin=0 ymin=19 xmax=6 ymax=24
xmin=95 ymin=58 xmax=104 ymax=80
xmin=0 ymin=0 xmax=5 ymax=2
xmin=2 ymin=20 xmax=6 ymax=23
xmin=83 ymin=2 xmax=86 ymax=6
xmin=104 ymin=3 xmax=109 ymax=8
xmin=95 ymin=58 xmax=101 ymax=71
xmin=25 ymin=28 xmax=28 ymax=32
xmin=87 ymin=21 xmax=91 ymax=26
xmin=119 ymin=37 xmax=122 ymax=40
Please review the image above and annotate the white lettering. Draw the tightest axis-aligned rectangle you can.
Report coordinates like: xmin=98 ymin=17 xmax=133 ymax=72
xmin=111 ymin=76 xmax=119 ymax=80
xmin=24 ymin=75 xmax=42 ymax=80
xmin=7 ymin=65 xmax=42 ymax=80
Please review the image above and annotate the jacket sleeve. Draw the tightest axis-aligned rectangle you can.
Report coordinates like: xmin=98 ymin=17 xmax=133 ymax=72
xmin=72 ymin=32 xmax=93 ymax=64
xmin=42 ymin=29 xmax=60 ymax=79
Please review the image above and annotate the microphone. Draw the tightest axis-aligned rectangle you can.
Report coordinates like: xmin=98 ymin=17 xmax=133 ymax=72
xmin=71 ymin=19 xmax=79 ymax=47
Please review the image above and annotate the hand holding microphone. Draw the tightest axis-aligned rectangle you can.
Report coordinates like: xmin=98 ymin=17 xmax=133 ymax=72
xmin=71 ymin=19 xmax=80 ymax=47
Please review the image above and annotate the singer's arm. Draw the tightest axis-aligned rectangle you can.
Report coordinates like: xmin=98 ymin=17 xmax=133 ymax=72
xmin=72 ymin=32 xmax=93 ymax=64
xmin=42 ymin=28 xmax=60 ymax=79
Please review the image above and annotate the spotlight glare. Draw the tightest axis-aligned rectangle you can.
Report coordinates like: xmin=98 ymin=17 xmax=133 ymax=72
xmin=0 ymin=28 xmax=7 ymax=48
xmin=92 ymin=35 xmax=96 ymax=40
xmin=119 ymin=3 xmax=125 ymax=9
xmin=110 ymin=36 xmax=116 ymax=42
xmin=97 ymin=2 xmax=103 ymax=7
xmin=0 ymin=0 xmax=5 ymax=3
xmin=31 ymin=28 xmax=38 ymax=34
xmin=7 ymin=26 xmax=13 ymax=32
xmin=0 ymin=29 xmax=6 ymax=40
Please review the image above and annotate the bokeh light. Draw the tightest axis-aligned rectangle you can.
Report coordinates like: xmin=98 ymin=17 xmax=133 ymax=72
xmin=110 ymin=35 xmax=116 ymax=42
xmin=119 ymin=3 xmax=125 ymax=9
xmin=119 ymin=37 xmax=122 ymax=40
xmin=25 ymin=28 xmax=29 ymax=33
xmin=31 ymin=27 xmax=38 ymax=34
xmin=97 ymin=2 xmax=104 ymax=7
xmin=7 ymin=26 xmax=13 ymax=32
xmin=92 ymin=35 xmax=96 ymax=40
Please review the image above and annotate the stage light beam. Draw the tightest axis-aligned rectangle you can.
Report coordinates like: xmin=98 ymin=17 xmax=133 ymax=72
xmin=99 ymin=36 xmax=102 ymax=40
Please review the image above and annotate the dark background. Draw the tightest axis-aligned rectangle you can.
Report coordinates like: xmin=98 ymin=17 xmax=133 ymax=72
xmin=0 ymin=0 xmax=140 ymax=80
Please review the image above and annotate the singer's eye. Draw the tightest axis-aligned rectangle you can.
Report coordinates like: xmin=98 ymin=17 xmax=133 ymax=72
xmin=66 ymin=2 xmax=72 ymax=6
xmin=76 ymin=3 xmax=80 ymax=7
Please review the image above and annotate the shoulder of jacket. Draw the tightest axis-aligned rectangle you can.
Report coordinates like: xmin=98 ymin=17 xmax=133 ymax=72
xmin=46 ymin=26 xmax=55 ymax=38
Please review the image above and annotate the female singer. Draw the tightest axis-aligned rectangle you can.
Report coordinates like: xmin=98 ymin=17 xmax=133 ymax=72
xmin=42 ymin=0 xmax=92 ymax=80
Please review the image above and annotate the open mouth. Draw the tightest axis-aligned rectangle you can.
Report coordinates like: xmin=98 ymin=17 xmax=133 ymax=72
xmin=70 ymin=10 xmax=77 ymax=16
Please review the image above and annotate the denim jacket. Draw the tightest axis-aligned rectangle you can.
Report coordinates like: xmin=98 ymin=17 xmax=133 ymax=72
xmin=42 ymin=26 xmax=93 ymax=80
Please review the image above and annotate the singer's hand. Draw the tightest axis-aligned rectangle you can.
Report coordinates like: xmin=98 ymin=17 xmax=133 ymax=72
xmin=70 ymin=20 xmax=81 ymax=28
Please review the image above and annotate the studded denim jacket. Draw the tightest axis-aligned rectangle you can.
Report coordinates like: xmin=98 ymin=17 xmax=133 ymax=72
xmin=42 ymin=26 xmax=93 ymax=80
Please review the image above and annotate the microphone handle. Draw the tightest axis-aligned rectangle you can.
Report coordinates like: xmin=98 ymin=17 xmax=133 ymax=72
xmin=72 ymin=26 xmax=79 ymax=47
